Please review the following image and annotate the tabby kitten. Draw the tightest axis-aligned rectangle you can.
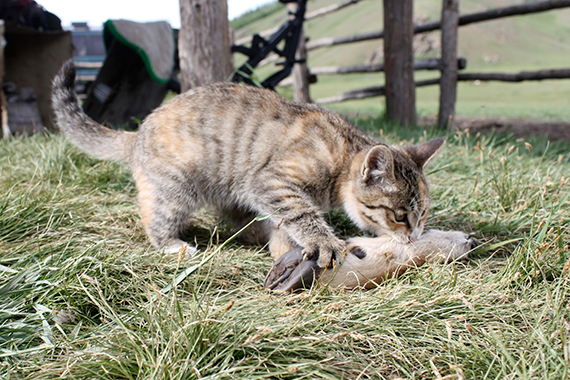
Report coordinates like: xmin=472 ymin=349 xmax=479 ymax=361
xmin=52 ymin=61 xmax=444 ymax=268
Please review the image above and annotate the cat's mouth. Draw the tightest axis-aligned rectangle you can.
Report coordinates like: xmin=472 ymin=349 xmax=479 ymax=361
xmin=363 ymin=221 xmax=416 ymax=244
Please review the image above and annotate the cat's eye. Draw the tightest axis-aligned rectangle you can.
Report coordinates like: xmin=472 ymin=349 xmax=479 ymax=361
xmin=394 ymin=211 xmax=407 ymax=223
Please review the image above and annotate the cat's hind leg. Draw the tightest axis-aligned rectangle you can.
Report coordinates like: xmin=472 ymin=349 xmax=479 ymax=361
xmin=221 ymin=207 xmax=276 ymax=246
xmin=134 ymin=169 xmax=199 ymax=255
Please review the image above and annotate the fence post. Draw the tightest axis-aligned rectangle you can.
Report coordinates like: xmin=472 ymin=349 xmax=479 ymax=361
xmin=178 ymin=0 xmax=233 ymax=91
xmin=383 ymin=0 xmax=416 ymax=126
xmin=288 ymin=3 xmax=311 ymax=102
xmin=438 ymin=0 xmax=459 ymax=130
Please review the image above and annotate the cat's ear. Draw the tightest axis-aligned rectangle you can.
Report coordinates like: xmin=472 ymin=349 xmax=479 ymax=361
xmin=404 ymin=137 xmax=445 ymax=168
xmin=361 ymin=145 xmax=395 ymax=183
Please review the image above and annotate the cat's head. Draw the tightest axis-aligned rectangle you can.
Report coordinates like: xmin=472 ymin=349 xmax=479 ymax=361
xmin=344 ymin=137 xmax=445 ymax=243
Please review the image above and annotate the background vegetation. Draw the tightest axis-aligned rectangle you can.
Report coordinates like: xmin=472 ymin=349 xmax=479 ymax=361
xmin=232 ymin=0 xmax=570 ymax=120
xmin=1 ymin=117 xmax=569 ymax=378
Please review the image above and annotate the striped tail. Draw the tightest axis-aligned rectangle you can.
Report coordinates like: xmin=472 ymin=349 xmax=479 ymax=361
xmin=51 ymin=60 xmax=135 ymax=162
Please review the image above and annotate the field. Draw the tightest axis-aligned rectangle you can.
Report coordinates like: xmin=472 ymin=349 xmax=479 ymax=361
xmin=232 ymin=0 xmax=570 ymax=120
xmin=1 ymin=117 xmax=569 ymax=378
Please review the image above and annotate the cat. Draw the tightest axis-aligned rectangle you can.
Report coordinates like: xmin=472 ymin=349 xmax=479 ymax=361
xmin=52 ymin=60 xmax=444 ymax=268
xmin=265 ymin=229 xmax=477 ymax=291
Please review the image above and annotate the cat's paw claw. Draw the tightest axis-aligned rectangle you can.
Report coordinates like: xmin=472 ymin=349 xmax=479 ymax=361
xmin=304 ymin=240 xmax=345 ymax=269
xmin=317 ymin=255 xmax=337 ymax=270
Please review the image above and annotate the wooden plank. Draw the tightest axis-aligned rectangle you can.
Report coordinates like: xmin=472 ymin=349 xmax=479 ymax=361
xmin=315 ymin=78 xmax=439 ymax=104
xmin=314 ymin=68 xmax=570 ymax=103
xmin=306 ymin=30 xmax=383 ymax=50
xmin=457 ymin=69 xmax=570 ymax=82
xmin=179 ymin=0 xmax=232 ymax=91
xmin=289 ymin=2 xmax=311 ymax=102
xmin=438 ymin=0 xmax=459 ymax=130
xmin=310 ymin=58 xmax=466 ymax=74
xmin=307 ymin=0 xmax=570 ymax=50
xmin=305 ymin=0 xmax=363 ymax=20
xmin=417 ymin=0 xmax=570 ymax=33
xmin=234 ymin=0 xmax=364 ymax=46
xmin=459 ymin=0 xmax=570 ymax=26
xmin=383 ymin=0 xmax=416 ymax=126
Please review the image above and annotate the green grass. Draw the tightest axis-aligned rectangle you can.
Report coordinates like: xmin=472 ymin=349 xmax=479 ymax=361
xmin=1 ymin=118 xmax=569 ymax=378
xmin=233 ymin=0 xmax=570 ymax=120
xmin=230 ymin=1 xmax=285 ymax=30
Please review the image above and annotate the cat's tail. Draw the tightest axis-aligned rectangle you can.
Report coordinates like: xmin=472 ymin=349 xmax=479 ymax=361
xmin=51 ymin=60 xmax=135 ymax=162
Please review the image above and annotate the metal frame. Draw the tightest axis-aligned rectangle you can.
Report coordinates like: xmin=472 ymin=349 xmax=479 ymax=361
xmin=231 ymin=0 xmax=307 ymax=90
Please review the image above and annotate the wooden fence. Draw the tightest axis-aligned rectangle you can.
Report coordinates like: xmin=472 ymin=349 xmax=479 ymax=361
xmin=236 ymin=0 xmax=570 ymax=129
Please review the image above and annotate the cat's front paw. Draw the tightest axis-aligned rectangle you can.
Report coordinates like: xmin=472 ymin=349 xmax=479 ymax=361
xmin=303 ymin=239 xmax=346 ymax=269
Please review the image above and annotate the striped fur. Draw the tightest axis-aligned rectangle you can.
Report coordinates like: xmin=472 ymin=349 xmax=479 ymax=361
xmin=52 ymin=61 xmax=444 ymax=268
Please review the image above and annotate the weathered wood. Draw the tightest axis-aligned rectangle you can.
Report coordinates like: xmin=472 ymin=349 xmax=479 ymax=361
xmin=307 ymin=0 xmax=570 ymax=51
xmin=306 ymin=30 xmax=383 ymax=50
xmin=234 ymin=0 xmax=363 ymax=46
xmin=383 ymin=0 xmax=416 ymax=126
xmin=305 ymin=0 xmax=363 ymax=20
xmin=417 ymin=0 xmax=570 ymax=33
xmin=291 ymin=33 xmax=311 ymax=102
xmin=179 ymin=0 xmax=233 ymax=91
xmin=310 ymin=58 xmax=466 ymax=75
xmin=315 ymin=78 xmax=440 ymax=104
xmin=289 ymin=3 xmax=311 ymax=102
xmin=311 ymin=63 xmax=387 ymax=75
xmin=438 ymin=0 xmax=459 ymax=130
xmin=459 ymin=0 xmax=570 ymax=26
xmin=457 ymin=69 xmax=570 ymax=82
xmin=315 ymin=68 xmax=570 ymax=104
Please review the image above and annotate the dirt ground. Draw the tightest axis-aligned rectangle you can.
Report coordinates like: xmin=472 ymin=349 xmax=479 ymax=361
xmin=419 ymin=116 xmax=570 ymax=143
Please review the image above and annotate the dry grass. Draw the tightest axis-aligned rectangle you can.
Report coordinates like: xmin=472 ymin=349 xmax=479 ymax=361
xmin=1 ymin=119 xmax=569 ymax=379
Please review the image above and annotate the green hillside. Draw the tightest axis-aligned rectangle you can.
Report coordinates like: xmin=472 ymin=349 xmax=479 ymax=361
xmin=232 ymin=0 xmax=570 ymax=120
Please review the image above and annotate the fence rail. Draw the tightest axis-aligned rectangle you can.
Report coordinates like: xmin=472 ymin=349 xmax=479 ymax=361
xmin=306 ymin=0 xmax=570 ymax=50
xmin=234 ymin=0 xmax=570 ymax=129
xmin=234 ymin=0 xmax=364 ymax=46
xmin=314 ymin=68 xmax=570 ymax=103
xmin=316 ymin=78 xmax=440 ymax=104
xmin=457 ymin=69 xmax=570 ymax=82
xmin=310 ymin=58 xmax=466 ymax=75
